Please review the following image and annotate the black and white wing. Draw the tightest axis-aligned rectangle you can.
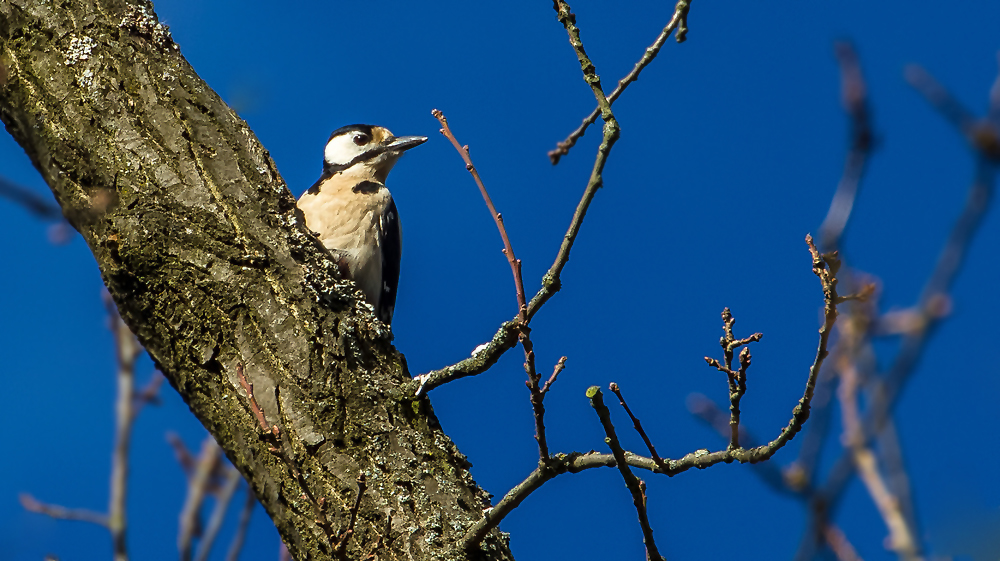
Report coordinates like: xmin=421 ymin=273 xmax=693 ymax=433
xmin=377 ymin=196 xmax=402 ymax=325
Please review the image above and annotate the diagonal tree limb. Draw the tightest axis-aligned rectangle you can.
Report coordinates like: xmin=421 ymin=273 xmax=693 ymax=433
xmin=0 ymin=3 xmax=512 ymax=560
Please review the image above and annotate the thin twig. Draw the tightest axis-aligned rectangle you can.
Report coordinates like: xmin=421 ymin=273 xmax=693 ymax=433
xmin=0 ymin=175 xmax=62 ymax=219
xmin=416 ymin=0 xmax=635 ymax=396
xmin=819 ymin=78 xmax=998 ymax=515
xmin=432 ymin=109 xmax=527 ymax=321
xmin=461 ymin=221 xmax=844 ymax=553
xmin=823 ymin=524 xmax=865 ymax=561
xmin=193 ymin=466 xmax=243 ymax=561
xmin=609 ymin=383 xmax=665 ymax=469
xmin=334 ymin=475 xmax=367 ymax=558
xmin=527 ymin=0 xmax=622 ymax=323
xmin=224 ymin=488 xmax=257 ymax=561
xmin=838 ymin=359 xmax=920 ymax=559
xmin=703 ymin=308 xmax=762 ymax=450
xmin=19 ymin=494 xmax=109 ymax=526
xmin=819 ymin=41 xmax=875 ymax=250
xmin=548 ymin=0 xmax=692 ymax=164
xmin=102 ymin=294 xmax=141 ymax=561
xmin=587 ymin=386 xmax=663 ymax=561
xmin=234 ymin=365 xmax=338 ymax=548
xmin=412 ymin=319 xmax=521 ymax=395
xmin=520 ymin=332 xmax=550 ymax=461
xmin=179 ymin=437 xmax=222 ymax=561
xmin=540 ymin=356 xmax=567 ymax=395
xmin=236 ymin=363 xmax=270 ymax=431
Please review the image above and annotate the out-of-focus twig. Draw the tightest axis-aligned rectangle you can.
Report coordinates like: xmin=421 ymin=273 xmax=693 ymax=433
xmin=819 ymin=42 xmax=875 ymax=250
xmin=796 ymin=64 xmax=998 ymax=561
xmin=193 ymin=466 xmax=243 ymax=561
xmin=179 ymin=437 xmax=223 ymax=561
xmin=105 ymin=294 xmax=142 ymax=561
xmin=823 ymin=524 xmax=865 ymax=561
xmin=19 ymin=494 xmax=109 ymax=526
xmin=839 ymin=354 xmax=920 ymax=559
xmin=224 ymin=490 xmax=257 ymax=561
xmin=905 ymin=64 xmax=1000 ymax=162
xmin=548 ymin=0 xmax=692 ymax=164
xmin=21 ymin=295 xmax=148 ymax=561
xmin=0 ymin=175 xmax=62 ymax=219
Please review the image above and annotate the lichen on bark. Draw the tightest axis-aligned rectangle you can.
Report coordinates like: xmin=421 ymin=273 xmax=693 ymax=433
xmin=0 ymin=1 xmax=512 ymax=559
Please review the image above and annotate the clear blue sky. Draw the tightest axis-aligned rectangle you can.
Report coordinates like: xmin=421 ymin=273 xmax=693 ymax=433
xmin=2 ymin=1 xmax=999 ymax=560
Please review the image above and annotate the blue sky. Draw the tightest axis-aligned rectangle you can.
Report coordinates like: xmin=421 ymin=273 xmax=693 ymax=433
xmin=2 ymin=1 xmax=999 ymax=560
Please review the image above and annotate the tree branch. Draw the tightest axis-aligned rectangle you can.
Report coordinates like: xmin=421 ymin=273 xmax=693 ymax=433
xmin=548 ymin=0 xmax=692 ymax=164
xmin=0 ymin=3 xmax=511 ymax=560
xmin=588 ymin=386 xmax=664 ymax=561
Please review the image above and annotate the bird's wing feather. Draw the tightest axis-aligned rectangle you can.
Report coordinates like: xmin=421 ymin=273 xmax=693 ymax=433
xmin=378 ymin=196 xmax=402 ymax=325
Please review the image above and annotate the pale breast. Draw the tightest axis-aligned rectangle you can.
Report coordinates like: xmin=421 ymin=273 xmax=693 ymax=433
xmin=297 ymin=177 xmax=392 ymax=308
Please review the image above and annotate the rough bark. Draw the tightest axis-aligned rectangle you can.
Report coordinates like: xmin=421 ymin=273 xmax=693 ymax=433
xmin=0 ymin=1 xmax=513 ymax=559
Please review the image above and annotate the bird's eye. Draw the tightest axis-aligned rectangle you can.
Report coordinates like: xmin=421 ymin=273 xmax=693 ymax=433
xmin=353 ymin=134 xmax=369 ymax=146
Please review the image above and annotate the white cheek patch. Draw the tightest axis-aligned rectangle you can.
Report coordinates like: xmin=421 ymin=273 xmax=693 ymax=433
xmin=324 ymin=135 xmax=367 ymax=167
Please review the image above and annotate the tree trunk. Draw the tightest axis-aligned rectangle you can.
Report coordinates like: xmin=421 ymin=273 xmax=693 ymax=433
xmin=0 ymin=1 xmax=512 ymax=559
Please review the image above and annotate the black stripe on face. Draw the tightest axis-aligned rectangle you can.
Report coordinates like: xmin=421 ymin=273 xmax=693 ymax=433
xmin=324 ymin=143 xmax=387 ymax=175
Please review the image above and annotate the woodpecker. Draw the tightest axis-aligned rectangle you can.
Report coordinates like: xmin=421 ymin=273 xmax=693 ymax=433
xmin=297 ymin=124 xmax=427 ymax=325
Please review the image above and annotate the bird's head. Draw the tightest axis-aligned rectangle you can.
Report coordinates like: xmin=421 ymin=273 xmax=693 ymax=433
xmin=323 ymin=124 xmax=427 ymax=183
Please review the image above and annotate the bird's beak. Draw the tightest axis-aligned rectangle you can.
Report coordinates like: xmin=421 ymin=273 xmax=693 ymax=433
xmin=385 ymin=135 xmax=428 ymax=153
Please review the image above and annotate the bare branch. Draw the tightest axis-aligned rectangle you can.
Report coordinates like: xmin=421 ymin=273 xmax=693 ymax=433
xmin=412 ymin=319 xmax=520 ymax=395
xmin=823 ymin=524 xmax=865 ymax=561
xmin=819 ymin=41 xmax=875 ymax=250
xmin=520 ymin=333 xmax=551 ymax=461
xmin=179 ymin=437 xmax=222 ymax=561
xmin=703 ymin=308 xmax=762 ymax=451
xmin=906 ymin=64 xmax=1000 ymax=162
xmin=19 ymin=493 xmax=109 ymax=527
xmin=587 ymin=386 xmax=663 ymax=561
xmin=527 ymin=0 xmax=622 ymax=322
xmin=0 ymin=175 xmax=62 ymax=219
xmin=224 ymin=490 xmax=257 ymax=561
xmin=820 ymin=78 xmax=999 ymax=511
xmin=458 ymin=451 xmax=661 ymax=551
xmin=548 ymin=0 xmax=692 ymax=164
xmin=333 ymin=475 xmax=368 ymax=557
xmin=193 ymin=467 xmax=243 ymax=561
xmin=838 ymin=359 xmax=920 ymax=558
xmin=540 ymin=356 xmax=567 ymax=395
xmin=432 ymin=109 xmax=527 ymax=321
xmin=609 ymin=383 xmax=665 ymax=469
